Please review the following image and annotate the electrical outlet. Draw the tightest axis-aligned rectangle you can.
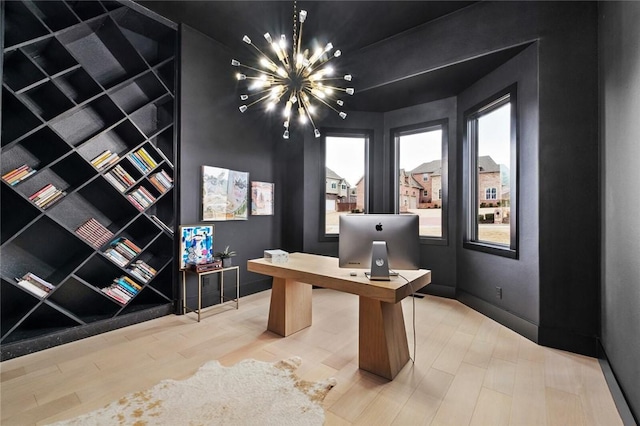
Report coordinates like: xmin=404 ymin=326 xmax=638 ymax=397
xmin=496 ymin=286 xmax=502 ymax=299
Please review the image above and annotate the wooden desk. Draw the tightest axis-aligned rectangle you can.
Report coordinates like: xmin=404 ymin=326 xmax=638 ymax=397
xmin=247 ymin=252 xmax=431 ymax=380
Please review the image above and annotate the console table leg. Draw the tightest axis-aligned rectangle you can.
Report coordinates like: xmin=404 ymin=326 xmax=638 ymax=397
xmin=268 ymin=278 xmax=312 ymax=336
xmin=358 ymin=297 xmax=410 ymax=380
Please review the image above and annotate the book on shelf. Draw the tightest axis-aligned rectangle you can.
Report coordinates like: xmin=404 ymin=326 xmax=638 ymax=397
xmin=127 ymin=148 xmax=158 ymax=174
xmin=2 ymin=164 xmax=37 ymax=185
xmin=29 ymin=184 xmax=66 ymax=209
xmin=101 ymin=275 xmax=143 ymax=304
xmin=103 ymin=237 xmax=142 ymax=267
xmin=91 ymin=150 xmax=120 ymax=171
xmin=14 ymin=272 xmax=55 ymax=298
xmin=126 ymin=185 xmax=156 ymax=210
xmin=150 ymin=215 xmax=174 ymax=234
xmin=104 ymin=164 xmax=136 ymax=193
xmin=75 ymin=218 xmax=114 ymax=249
xmin=127 ymin=260 xmax=157 ymax=283
xmin=148 ymin=169 xmax=173 ymax=193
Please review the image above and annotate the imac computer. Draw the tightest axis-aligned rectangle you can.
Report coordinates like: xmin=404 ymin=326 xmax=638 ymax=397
xmin=339 ymin=214 xmax=420 ymax=281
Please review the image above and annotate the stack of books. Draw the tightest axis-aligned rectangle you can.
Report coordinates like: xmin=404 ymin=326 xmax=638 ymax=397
xmin=29 ymin=184 xmax=66 ymax=209
xmin=103 ymin=238 xmax=142 ymax=267
xmin=91 ymin=150 xmax=120 ymax=171
xmin=101 ymin=275 xmax=142 ymax=304
xmin=126 ymin=185 xmax=156 ymax=211
xmin=127 ymin=147 xmax=158 ymax=174
xmin=14 ymin=272 xmax=55 ymax=298
xmin=127 ymin=260 xmax=157 ymax=283
xmin=2 ymin=164 xmax=37 ymax=185
xmin=148 ymin=169 xmax=173 ymax=193
xmin=150 ymin=215 xmax=174 ymax=234
xmin=75 ymin=218 xmax=114 ymax=249
xmin=104 ymin=164 xmax=136 ymax=192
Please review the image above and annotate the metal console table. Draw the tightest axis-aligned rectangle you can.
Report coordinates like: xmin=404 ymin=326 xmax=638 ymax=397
xmin=181 ymin=266 xmax=240 ymax=322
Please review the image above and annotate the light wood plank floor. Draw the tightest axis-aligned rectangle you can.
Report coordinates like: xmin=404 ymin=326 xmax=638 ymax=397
xmin=0 ymin=289 xmax=623 ymax=425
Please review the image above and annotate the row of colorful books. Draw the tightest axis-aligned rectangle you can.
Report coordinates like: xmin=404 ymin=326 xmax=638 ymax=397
xmin=29 ymin=184 xmax=66 ymax=209
xmin=104 ymin=164 xmax=136 ymax=193
xmin=101 ymin=275 xmax=142 ymax=304
xmin=91 ymin=150 xmax=120 ymax=171
xmin=14 ymin=272 xmax=55 ymax=298
xmin=103 ymin=237 xmax=142 ymax=267
xmin=2 ymin=164 xmax=37 ymax=186
xmin=75 ymin=218 xmax=114 ymax=249
xmin=127 ymin=147 xmax=158 ymax=174
xmin=127 ymin=260 xmax=157 ymax=283
xmin=126 ymin=185 xmax=156 ymax=211
xmin=150 ymin=214 xmax=174 ymax=234
xmin=148 ymin=169 xmax=173 ymax=194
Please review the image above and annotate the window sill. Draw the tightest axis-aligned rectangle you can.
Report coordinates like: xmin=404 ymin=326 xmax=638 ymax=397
xmin=463 ymin=241 xmax=517 ymax=259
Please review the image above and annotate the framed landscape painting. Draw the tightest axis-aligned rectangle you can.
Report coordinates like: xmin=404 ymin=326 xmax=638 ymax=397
xmin=179 ymin=225 xmax=214 ymax=269
xmin=251 ymin=181 xmax=274 ymax=216
xmin=201 ymin=166 xmax=249 ymax=221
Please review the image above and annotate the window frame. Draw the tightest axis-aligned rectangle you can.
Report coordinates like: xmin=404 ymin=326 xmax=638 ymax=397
xmin=392 ymin=119 xmax=449 ymax=245
xmin=319 ymin=128 xmax=371 ymax=241
xmin=463 ymin=84 xmax=518 ymax=258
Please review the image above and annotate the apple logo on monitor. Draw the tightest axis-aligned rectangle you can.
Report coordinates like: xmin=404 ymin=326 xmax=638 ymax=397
xmin=375 ymin=222 xmax=383 ymax=232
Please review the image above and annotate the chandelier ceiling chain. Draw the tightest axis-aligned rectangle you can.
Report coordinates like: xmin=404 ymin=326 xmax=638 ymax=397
xmin=231 ymin=1 xmax=354 ymax=139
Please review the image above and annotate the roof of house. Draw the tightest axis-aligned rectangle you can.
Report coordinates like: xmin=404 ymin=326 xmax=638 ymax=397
xmin=478 ymin=156 xmax=500 ymax=173
xmin=411 ymin=159 xmax=442 ymax=175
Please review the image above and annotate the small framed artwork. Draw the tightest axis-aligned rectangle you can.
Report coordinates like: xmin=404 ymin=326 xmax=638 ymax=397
xmin=179 ymin=224 xmax=214 ymax=270
xmin=251 ymin=181 xmax=275 ymax=216
xmin=201 ymin=166 xmax=249 ymax=221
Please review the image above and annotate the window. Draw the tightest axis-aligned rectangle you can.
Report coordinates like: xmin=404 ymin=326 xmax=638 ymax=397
xmin=464 ymin=87 xmax=517 ymax=256
xmin=322 ymin=131 xmax=369 ymax=237
xmin=485 ymin=187 xmax=497 ymax=200
xmin=394 ymin=120 xmax=447 ymax=240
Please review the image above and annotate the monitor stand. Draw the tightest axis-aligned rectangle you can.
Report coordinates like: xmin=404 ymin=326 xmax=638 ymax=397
xmin=365 ymin=241 xmax=394 ymax=281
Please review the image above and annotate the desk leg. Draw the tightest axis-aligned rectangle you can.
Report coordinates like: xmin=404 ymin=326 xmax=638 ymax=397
xmin=358 ymin=297 xmax=410 ymax=380
xmin=268 ymin=277 xmax=312 ymax=336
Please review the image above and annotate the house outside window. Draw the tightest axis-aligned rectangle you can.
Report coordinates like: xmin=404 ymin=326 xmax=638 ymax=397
xmin=464 ymin=86 xmax=517 ymax=257
xmin=323 ymin=132 xmax=369 ymax=236
xmin=394 ymin=120 xmax=447 ymax=241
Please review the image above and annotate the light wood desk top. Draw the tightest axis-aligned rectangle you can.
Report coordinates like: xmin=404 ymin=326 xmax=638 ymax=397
xmin=247 ymin=252 xmax=431 ymax=304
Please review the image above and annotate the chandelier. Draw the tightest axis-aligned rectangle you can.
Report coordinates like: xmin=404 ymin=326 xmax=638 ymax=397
xmin=231 ymin=1 xmax=354 ymax=139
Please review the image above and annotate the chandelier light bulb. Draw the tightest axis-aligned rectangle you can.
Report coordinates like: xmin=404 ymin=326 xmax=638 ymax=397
xmin=283 ymin=130 xmax=290 ymax=139
xmin=236 ymin=73 xmax=247 ymax=80
xmin=337 ymin=100 xmax=344 ymax=106
xmin=314 ymin=129 xmax=321 ymax=138
xmin=346 ymin=88 xmax=355 ymax=95
xmin=344 ymin=74 xmax=352 ymax=81
xmin=334 ymin=50 xmax=342 ymax=58
xmin=325 ymin=43 xmax=333 ymax=52
xmin=339 ymin=111 xmax=347 ymax=119
xmin=299 ymin=10 xmax=307 ymax=23
xmin=242 ymin=35 xmax=251 ymax=44
xmin=239 ymin=105 xmax=248 ymax=113
xmin=266 ymin=102 xmax=275 ymax=111
xmin=279 ymin=35 xmax=287 ymax=49
xmin=240 ymin=94 xmax=249 ymax=100
xmin=231 ymin=59 xmax=240 ymax=66
xmin=264 ymin=32 xmax=272 ymax=43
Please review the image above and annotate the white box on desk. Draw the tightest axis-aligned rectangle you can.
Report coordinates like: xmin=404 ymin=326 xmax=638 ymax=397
xmin=264 ymin=249 xmax=289 ymax=264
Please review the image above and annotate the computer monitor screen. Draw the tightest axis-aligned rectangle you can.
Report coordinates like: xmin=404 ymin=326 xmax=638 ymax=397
xmin=339 ymin=214 xmax=420 ymax=280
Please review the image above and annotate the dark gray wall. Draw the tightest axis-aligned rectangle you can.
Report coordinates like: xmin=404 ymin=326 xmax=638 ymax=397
xmin=600 ymin=1 xmax=640 ymax=419
xmin=457 ymin=45 xmax=540 ymax=327
xmin=179 ymin=25 xmax=278 ymax=299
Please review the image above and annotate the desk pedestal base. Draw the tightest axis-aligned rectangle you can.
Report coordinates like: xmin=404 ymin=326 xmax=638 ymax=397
xmin=359 ymin=297 xmax=410 ymax=380
xmin=268 ymin=278 xmax=312 ymax=336
xmin=267 ymin=277 xmax=410 ymax=380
